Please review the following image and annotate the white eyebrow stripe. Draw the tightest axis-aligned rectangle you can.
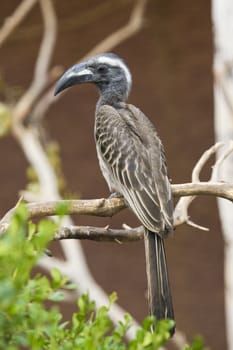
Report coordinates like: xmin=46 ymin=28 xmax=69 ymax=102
xmin=67 ymin=68 xmax=93 ymax=78
xmin=96 ymin=56 xmax=132 ymax=88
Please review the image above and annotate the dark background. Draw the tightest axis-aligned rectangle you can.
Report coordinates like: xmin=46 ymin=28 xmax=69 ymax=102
xmin=0 ymin=1 xmax=225 ymax=349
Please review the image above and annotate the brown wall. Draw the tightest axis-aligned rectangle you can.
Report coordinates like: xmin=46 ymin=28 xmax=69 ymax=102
xmin=0 ymin=1 xmax=225 ymax=348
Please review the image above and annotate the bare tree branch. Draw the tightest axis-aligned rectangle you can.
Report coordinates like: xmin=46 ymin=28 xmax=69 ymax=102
xmin=172 ymin=331 xmax=188 ymax=350
xmin=211 ymin=141 xmax=233 ymax=180
xmin=173 ymin=142 xmax=233 ymax=228
xmin=214 ymin=62 xmax=233 ymax=118
xmin=212 ymin=3 xmax=233 ymax=347
xmin=0 ymin=0 xmax=38 ymax=47
xmin=28 ymin=197 xmax=127 ymax=219
xmin=1 ymin=181 xmax=233 ymax=235
xmin=172 ymin=182 xmax=233 ymax=200
xmin=13 ymin=128 xmax=60 ymax=200
xmin=55 ymin=225 xmax=144 ymax=242
xmin=82 ymin=0 xmax=147 ymax=60
xmin=192 ymin=142 xmax=224 ymax=181
xmin=12 ymin=0 xmax=57 ymax=123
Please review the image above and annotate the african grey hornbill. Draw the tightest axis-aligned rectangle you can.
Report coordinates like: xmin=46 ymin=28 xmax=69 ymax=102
xmin=54 ymin=53 xmax=175 ymax=334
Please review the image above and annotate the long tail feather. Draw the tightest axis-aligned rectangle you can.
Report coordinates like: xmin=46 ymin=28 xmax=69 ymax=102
xmin=144 ymin=229 xmax=175 ymax=335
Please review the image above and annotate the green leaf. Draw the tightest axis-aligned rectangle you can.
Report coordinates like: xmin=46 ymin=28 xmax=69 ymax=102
xmin=0 ymin=102 xmax=11 ymax=137
xmin=28 ymin=221 xmax=37 ymax=240
xmin=64 ymin=282 xmax=76 ymax=290
xmin=51 ymin=268 xmax=63 ymax=288
xmin=109 ymin=291 xmax=118 ymax=305
xmin=184 ymin=336 xmax=207 ymax=350
xmin=55 ymin=201 xmax=70 ymax=217
xmin=49 ymin=291 xmax=65 ymax=301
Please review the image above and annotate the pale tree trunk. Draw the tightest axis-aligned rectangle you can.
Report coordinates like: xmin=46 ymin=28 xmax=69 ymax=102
xmin=212 ymin=1 xmax=233 ymax=349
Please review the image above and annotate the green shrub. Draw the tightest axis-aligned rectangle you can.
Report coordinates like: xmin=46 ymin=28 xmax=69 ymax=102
xmin=0 ymin=204 xmax=207 ymax=349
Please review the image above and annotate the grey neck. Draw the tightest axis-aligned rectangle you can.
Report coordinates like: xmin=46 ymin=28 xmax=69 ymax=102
xmin=96 ymin=79 xmax=129 ymax=110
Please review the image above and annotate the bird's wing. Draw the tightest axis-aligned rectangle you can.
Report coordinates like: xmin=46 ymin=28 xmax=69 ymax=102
xmin=96 ymin=105 xmax=173 ymax=237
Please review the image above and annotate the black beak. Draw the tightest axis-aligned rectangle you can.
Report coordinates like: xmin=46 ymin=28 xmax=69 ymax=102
xmin=54 ymin=63 xmax=94 ymax=96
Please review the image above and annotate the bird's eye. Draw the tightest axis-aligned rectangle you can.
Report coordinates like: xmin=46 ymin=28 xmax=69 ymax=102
xmin=97 ymin=65 xmax=108 ymax=74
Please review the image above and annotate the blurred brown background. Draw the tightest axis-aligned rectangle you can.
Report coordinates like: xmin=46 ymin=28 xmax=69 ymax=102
xmin=0 ymin=1 xmax=225 ymax=349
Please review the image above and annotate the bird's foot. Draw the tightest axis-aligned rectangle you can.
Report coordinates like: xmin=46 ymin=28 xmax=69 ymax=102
xmin=109 ymin=192 xmax=123 ymax=199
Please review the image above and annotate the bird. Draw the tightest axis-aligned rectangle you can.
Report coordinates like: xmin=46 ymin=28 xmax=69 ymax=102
xmin=54 ymin=53 xmax=175 ymax=335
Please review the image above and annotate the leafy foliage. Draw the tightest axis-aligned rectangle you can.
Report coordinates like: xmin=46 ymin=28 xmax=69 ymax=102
xmin=0 ymin=204 xmax=207 ymax=349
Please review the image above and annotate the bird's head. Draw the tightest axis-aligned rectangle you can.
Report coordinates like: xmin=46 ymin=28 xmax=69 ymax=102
xmin=54 ymin=53 xmax=132 ymax=103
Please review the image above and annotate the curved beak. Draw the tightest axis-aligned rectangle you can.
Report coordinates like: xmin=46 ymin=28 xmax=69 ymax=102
xmin=54 ymin=63 xmax=94 ymax=96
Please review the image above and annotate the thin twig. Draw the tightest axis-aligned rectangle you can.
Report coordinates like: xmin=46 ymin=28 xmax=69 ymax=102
xmin=192 ymin=141 xmax=224 ymax=181
xmin=173 ymin=142 xmax=228 ymax=228
xmin=12 ymin=128 xmax=59 ymax=199
xmin=30 ymin=66 xmax=64 ymax=121
xmin=13 ymin=0 xmax=57 ymax=123
xmin=172 ymin=330 xmax=188 ymax=350
xmin=0 ymin=0 xmax=38 ymax=47
xmin=82 ymin=0 xmax=147 ymax=60
xmin=211 ymin=141 xmax=233 ymax=181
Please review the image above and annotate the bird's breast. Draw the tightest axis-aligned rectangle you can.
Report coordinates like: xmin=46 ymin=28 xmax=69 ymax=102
xmin=95 ymin=139 xmax=118 ymax=193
